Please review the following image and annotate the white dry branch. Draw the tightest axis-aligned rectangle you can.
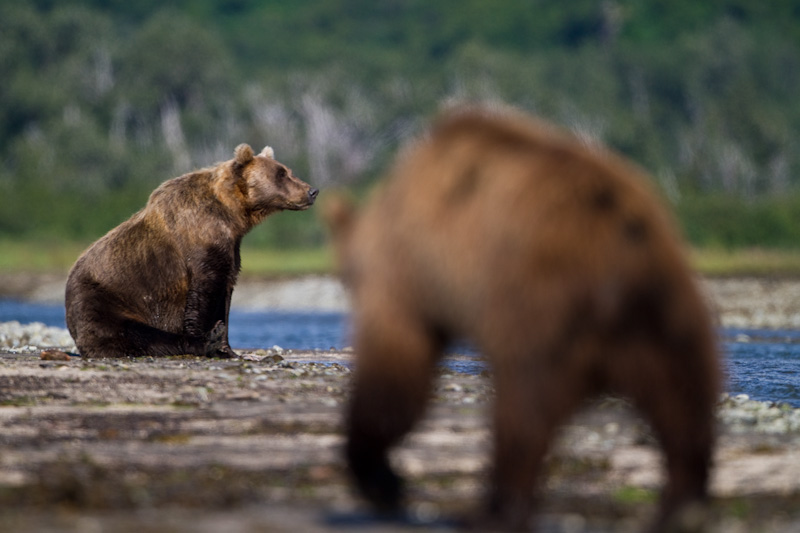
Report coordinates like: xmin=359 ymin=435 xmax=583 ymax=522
xmin=160 ymin=97 xmax=191 ymax=173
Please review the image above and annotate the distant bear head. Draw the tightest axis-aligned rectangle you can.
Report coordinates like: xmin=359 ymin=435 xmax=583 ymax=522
xmin=233 ymin=143 xmax=319 ymax=222
xmin=322 ymin=193 xmax=359 ymax=284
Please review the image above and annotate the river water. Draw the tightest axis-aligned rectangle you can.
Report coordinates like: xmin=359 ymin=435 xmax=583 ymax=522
xmin=1 ymin=300 xmax=798 ymax=407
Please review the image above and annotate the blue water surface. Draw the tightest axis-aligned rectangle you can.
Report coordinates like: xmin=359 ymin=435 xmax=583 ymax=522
xmin=1 ymin=300 xmax=798 ymax=407
xmin=721 ymin=328 xmax=800 ymax=407
xmin=229 ymin=309 xmax=350 ymax=351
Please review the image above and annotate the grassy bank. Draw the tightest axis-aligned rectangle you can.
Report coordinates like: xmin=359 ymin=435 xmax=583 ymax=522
xmin=239 ymin=246 xmax=334 ymax=276
xmin=0 ymin=239 xmax=334 ymax=277
xmin=1 ymin=239 xmax=800 ymax=278
xmin=0 ymin=240 xmax=88 ymax=273
xmin=690 ymin=248 xmax=800 ymax=277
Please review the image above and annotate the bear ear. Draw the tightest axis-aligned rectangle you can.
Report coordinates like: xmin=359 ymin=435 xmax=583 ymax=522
xmin=234 ymin=143 xmax=255 ymax=165
xmin=259 ymin=146 xmax=275 ymax=159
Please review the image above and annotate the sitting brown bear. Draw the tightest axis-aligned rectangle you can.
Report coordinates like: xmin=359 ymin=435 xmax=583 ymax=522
xmin=326 ymin=107 xmax=720 ymax=531
xmin=66 ymin=144 xmax=318 ymax=358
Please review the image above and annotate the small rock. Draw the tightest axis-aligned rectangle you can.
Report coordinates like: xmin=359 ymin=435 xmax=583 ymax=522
xmin=196 ymin=387 xmax=210 ymax=403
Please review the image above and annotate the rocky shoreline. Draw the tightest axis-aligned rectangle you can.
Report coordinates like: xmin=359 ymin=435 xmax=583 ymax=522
xmin=1 ymin=275 xmax=799 ymax=531
xmin=0 ymin=330 xmax=798 ymax=530
xmin=1 ymin=319 xmax=798 ymax=430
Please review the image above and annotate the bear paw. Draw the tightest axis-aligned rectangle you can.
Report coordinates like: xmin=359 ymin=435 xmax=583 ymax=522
xmin=203 ymin=320 xmax=228 ymax=356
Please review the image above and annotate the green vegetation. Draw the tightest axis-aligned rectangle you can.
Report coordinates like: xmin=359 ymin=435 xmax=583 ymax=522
xmin=690 ymin=248 xmax=800 ymax=277
xmin=0 ymin=240 xmax=333 ymax=276
xmin=678 ymin=196 xmax=800 ymax=249
xmin=6 ymin=239 xmax=800 ymax=277
xmin=0 ymin=239 xmax=88 ymax=272
xmin=2 ymin=1 xmax=800 ymax=264
xmin=239 ymin=246 xmax=333 ymax=277
xmin=613 ymin=486 xmax=658 ymax=505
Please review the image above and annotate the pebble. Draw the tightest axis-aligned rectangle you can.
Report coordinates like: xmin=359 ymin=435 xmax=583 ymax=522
xmin=717 ymin=393 xmax=800 ymax=434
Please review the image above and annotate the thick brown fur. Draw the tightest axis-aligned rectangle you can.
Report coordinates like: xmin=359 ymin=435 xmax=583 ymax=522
xmin=327 ymin=107 xmax=720 ymax=531
xmin=66 ymin=144 xmax=318 ymax=358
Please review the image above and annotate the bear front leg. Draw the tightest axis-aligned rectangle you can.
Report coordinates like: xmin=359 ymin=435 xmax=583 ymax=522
xmin=184 ymin=290 xmax=236 ymax=358
xmin=609 ymin=341 xmax=717 ymax=532
xmin=202 ymin=320 xmax=232 ymax=357
xmin=217 ymin=279 xmax=237 ymax=358
xmin=183 ymin=254 xmax=237 ymax=358
xmin=346 ymin=307 xmax=442 ymax=516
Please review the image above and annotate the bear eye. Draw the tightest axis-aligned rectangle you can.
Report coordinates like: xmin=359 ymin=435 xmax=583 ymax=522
xmin=276 ymin=167 xmax=287 ymax=180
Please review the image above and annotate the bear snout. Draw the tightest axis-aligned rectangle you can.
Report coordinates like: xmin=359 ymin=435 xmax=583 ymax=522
xmin=308 ymin=188 xmax=319 ymax=204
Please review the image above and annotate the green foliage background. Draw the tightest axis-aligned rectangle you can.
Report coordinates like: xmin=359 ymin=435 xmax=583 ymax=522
xmin=2 ymin=0 xmax=800 ymax=249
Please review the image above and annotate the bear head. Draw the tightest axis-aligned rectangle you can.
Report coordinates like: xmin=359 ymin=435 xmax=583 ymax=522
xmin=322 ymin=193 xmax=359 ymax=285
xmin=233 ymin=143 xmax=318 ymax=223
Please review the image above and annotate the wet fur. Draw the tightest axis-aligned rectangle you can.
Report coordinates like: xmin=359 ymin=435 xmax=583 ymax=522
xmin=66 ymin=144 xmax=317 ymax=358
xmin=328 ymin=107 xmax=721 ymax=531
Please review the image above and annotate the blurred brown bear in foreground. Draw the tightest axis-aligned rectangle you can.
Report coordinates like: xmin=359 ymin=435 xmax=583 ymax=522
xmin=66 ymin=144 xmax=317 ymax=359
xmin=326 ymin=107 xmax=720 ymax=531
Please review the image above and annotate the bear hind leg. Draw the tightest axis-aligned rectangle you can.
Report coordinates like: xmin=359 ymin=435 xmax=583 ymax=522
xmin=608 ymin=340 xmax=718 ymax=531
xmin=79 ymin=318 xmax=210 ymax=358
xmin=484 ymin=349 xmax=590 ymax=531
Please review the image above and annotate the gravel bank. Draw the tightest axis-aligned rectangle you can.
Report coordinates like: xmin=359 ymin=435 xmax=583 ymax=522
xmin=0 ymin=348 xmax=799 ymax=532
xmin=704 ymin=277 xmax=800 ymax=330
xmin=0 ymin=321 xmax=76 ymax=352
xmin=1 ymin=317 xmax=797 ymax=436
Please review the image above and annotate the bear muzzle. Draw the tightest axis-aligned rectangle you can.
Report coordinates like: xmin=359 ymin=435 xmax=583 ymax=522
xmin=288 ymin=188 xmax=319 ymax=210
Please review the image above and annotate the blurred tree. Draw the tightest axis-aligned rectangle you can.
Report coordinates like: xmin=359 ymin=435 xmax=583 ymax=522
xmin=0 ymin=4 xmax=115 ymax=146
xmin=115 ymin=10 xmax=236 ymax=172
xmin=2 ymin=0 xmax=800 ymax=249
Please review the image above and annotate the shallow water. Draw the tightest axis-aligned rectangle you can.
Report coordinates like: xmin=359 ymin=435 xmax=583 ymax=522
xmin=229 ymin=309 xmax=350 ymax=351
xmin=722 ymin=329 xmax=800 ymax=407
xmin=1 ymin=300 xmax=798 ymax=406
